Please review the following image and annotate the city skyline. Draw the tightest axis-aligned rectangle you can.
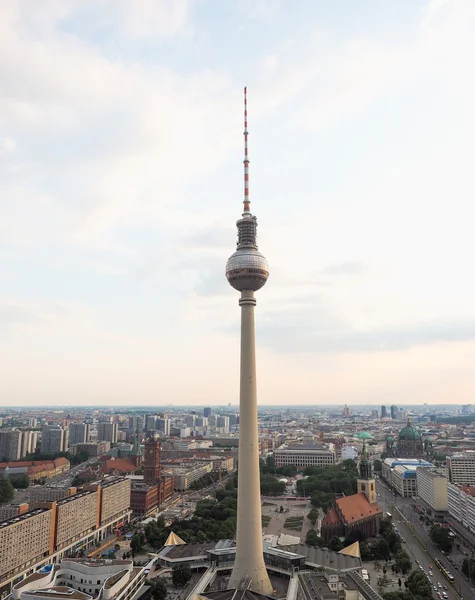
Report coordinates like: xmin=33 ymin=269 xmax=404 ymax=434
xmin=1 ymin=0 xmax=475 ymax=406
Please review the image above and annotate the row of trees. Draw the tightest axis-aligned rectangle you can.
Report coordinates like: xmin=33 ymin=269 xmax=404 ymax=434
xmin=295 ymin=460 xmax=359 ymax=512
xmin=189 ymin=471 xmax=221 ymax=490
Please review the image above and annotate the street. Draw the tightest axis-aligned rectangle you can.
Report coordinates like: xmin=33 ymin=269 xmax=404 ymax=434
xmin=376 ymin=477 xmax=475 ymax=600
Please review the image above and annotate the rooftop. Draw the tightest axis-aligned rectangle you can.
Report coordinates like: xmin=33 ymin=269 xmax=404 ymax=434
xmin=286 ymin=544 xmax=362 ymax=571
xmin=0 ymin=508 xmax=49 ymax=528
xmin=23 ymin=587 xmax=90 ymax=600
xmin=336 ymin=493 xmax=382 ymax=524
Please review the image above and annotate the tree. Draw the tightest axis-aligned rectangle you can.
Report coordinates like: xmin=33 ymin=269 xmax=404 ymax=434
xmin=8 ymin=474 xmax=29 ymax=489
xmin=395 ymin=550 xmax=412 ymax=574
xmin=130 ymin=532 xmax=145 ymax=556
xmin=150 ymin=578 xmax=167 ymax=600
xmin=328 ymin=536 xmax=343 ymax=552
xmin=430 ymin=525 xmax=453 ymax=553
xmin=371 ymin=538 xmax=391 ymax=561
xmin=305 ymin=530 xmax=325 ymax=547
xmin=0 ymin=479 xmax=14 ymax=504
xmin=307 ymin=509 xmax=319 ymax=525
xmin=172 ymin=563 xmax=192 ymax=587
xmin=406 ymin=570 xmax=432 ymax=599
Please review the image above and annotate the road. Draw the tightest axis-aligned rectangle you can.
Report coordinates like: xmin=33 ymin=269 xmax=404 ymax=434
xmin=376 ymin=477 xmax=474 ymax=600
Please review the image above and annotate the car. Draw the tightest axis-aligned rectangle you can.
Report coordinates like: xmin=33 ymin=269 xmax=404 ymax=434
xmin=433 ymin=586 xmax=438 ymax=592
xmin=443 ymin=585 xmax=447 ymax=590
xmin=442 ymin=594 xmax=448 ymax=599
xmin=429 ymin=564 xmax=432 ymax=568
xmin=429 ymin=571 xmax=433 ymax=576
xmin=438 ymin=583 xmax=442 ymax=588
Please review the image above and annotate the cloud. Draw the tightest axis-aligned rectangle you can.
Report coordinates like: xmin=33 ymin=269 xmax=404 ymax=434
xmin=321 ymin=262 xmax=367 ymax=276
xmin=257 ymin=300 xmax=475 ymax=354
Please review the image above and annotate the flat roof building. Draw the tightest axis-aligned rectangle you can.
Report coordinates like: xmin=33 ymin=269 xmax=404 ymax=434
xmin=447 ymin=452 xmax=475 ymax=485
xmin=274 ymin=443 xmax=335 ymax=469
xmin=416 ymin=467 xmax=448 ymax=516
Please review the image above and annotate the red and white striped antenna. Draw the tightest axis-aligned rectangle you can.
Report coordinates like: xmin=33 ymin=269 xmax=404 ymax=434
xmin=243 ymin=86 xmax=250 ymax=213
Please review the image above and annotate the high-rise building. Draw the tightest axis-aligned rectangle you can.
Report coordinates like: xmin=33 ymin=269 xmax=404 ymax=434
xmin=447 ymin=452 xmax=475 ymax=485
xmin=203 ymin=407 xmax=212 ymax=418
xmin=217 ymin=416 xmax=230 ymax=433
xmin=69 ymin=423 xmax=90 ymax=446
xmin=381 ymin=405 xmax=387 ymax=419
xmin=41 ymin=427 xmax=68 ymax=455
xmin=156 ymin=418 xmax=170 ymax=436
xmin=97 ymin=423 xmax=118 ymax=444
xmin=390 ymin=405 xmax=398 ymax=420
xmin=128 ymin=415 xmax=145 ymax=431
xmin=0 ymin=429 xmax=23 ymax=461
xmin=145 ymin=415 xmax=157 ymax=432
xmin=225 ymin=88 xmax=272 ymax=595
xmin=416 ymin=467 xmax=448 ymax=515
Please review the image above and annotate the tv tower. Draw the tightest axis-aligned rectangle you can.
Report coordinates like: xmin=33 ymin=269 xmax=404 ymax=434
xmin=225 ymin=88 xmax=272 ymax=595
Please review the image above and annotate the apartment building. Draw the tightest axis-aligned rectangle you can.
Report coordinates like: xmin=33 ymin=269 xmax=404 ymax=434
xmin=55 ymin=490 xmax=99 ymax=551
xmin=0 ymin=429 xmax=23 ymax=461
xmin=69 ymin=423 xmax=90 ymax=446
xmin=172 ymin=462 xmax=213 ymax=491
xmin=97 ymin=423 xmax=118 ymax=444
xmin=30 ymin=486 xmax=77 ymax=507
xmin=98 ymin=478 xmax=131 ymax=526
xmin=41 ymin=427 xmax=69 ymax=454
xmin=447 ymin=483 xmax=475 ymax=531
xmin=447 ymin=451 xmax=475 ymax=485
xmin=416 ymin=467 xmax=448 ymax=516
xmin=0 ymin=503 xmax=29 ymax=521
xmin=274 ymin=443 xmax=335 ymax=468
xmin=0 ymin=478 xmax=132 ymax=596
xmin=0 ymin=508 xmax=54 ymax=586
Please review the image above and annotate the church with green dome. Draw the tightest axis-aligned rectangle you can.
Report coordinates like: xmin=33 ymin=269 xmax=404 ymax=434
xmin=386 ymin=417 xmax=430 ymax=458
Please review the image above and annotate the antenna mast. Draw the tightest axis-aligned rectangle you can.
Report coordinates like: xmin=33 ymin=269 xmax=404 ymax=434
xmin=243 ymin=87 xmax=250 ymax=213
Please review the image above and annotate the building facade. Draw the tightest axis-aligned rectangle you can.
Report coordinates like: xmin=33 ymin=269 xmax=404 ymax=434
xmin=447 ymin=452 xmax=475 ymax=485
xmin=41 ymin=427 xmax=69 ymax=454
xmin=274 ymin=443 xmax=335 ymax=469
xmin=97 ymin=423 xmax=118 ymax=444
xmin=69 ymin=424 xmax=90 ymax=446
xmin=0 ymin=478 xmax=132 ymax=596
xmin=416 ymin=467 xmax=448 ymax=515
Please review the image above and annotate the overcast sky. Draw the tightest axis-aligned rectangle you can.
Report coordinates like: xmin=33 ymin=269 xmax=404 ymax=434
xmin=1 ymin=0 xmax=474 ymax=407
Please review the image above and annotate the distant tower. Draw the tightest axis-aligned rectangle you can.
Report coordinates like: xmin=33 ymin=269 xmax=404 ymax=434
xmin=225 ymin=88 xmax=272 ymax=596
xmin=131 ymin=425 xmax=143 ymax=468
xmin=357 ymin=439 xmax=376 ymax=504
xmin=390 ymin=405 xmax=398 ymax=420
xmin=144 ymin=437 xmax=161 ymax=485
xmin=381 ymin=405 xmax=387 ymax=419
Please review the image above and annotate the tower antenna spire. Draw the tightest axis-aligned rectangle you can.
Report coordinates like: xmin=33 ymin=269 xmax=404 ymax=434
xmin=243 ymin=86 xmax=250 ymax=213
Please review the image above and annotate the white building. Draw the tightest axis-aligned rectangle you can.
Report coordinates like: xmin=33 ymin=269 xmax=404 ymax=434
xmin=172 ymin=462 xmax=213 ymax=490
xmin=12 ymin=558 xmax=144 ymax=600
xmin=416 ymin=467 xmax=448 ymax=514
xmin=382 ymin=458 xmax=433 ymax=497
xmin=447 ymin=482 xmax=475 ymax=532
xmin=274 ymin=443 xmax=335 ymax=469
xmin=447 ymin=452 xmax=475 ymax=485
xmin=341 ymin=445 xmax=358 ymax=461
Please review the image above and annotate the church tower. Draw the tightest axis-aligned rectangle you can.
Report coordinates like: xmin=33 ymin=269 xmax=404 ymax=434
xmin=357 ymin=439 xmax=376 ymax=504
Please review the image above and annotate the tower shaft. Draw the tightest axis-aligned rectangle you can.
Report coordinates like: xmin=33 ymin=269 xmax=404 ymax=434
xmin=228 ymin=290 xmax=273 ymax=595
